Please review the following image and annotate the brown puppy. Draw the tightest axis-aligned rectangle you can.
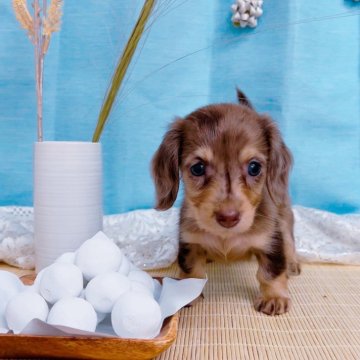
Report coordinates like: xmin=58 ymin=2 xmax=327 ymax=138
xmin=152 ymin=90 xmax=300 ymax=315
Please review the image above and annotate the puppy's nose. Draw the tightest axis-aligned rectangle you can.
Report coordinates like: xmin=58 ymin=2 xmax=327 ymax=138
xmin=215 ymin=210 xmax=240 ymax=228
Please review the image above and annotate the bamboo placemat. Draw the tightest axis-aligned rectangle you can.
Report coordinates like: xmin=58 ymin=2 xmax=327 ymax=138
xmin=1 ymin=261 xmax=360 ymax=360
xmin=150 ymin=261 xmax=360 ymax=360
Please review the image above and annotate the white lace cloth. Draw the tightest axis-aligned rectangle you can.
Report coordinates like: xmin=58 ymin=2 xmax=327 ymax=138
xmin=0 ymin=206 xmax=359 ymax=270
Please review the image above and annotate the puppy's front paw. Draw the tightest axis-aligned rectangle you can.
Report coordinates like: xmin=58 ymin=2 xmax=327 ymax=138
xmin=254 ymin=296 xmax=291 ymax=316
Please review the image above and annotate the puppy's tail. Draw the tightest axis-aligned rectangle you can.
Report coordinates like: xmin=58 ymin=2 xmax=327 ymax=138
xmin=236 ymin=88 xmax=254 ymax=110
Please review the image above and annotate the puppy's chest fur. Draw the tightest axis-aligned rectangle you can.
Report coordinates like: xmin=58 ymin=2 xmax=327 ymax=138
xmin=184 ymin=230 xmax=268 ymax=262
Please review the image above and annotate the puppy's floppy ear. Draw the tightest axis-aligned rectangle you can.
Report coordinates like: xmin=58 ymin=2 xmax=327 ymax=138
xmin=236 ymin=88 xmax=254 ymax=110
xmin=263 ymin=117 xmax=293 ymax=206
xmin=152 ymin=118 xmax=185 ymax=210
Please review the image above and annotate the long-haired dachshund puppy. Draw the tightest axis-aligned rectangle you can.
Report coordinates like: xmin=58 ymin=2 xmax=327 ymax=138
xmin=152 ymin=90 xmax=300 ymax=315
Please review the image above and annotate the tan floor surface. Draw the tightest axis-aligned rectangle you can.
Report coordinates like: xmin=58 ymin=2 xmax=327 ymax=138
xmin=150 ymin=261 xmax=360 ymax=360
xmin=1 ymin=261 xmax=360 ymax=360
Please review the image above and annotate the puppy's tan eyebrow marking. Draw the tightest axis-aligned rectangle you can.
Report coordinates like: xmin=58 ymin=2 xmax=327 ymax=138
xmin=193 ymin=146 xmax=214 ymax=163
xmin=240 ymin=147 xmax=267 ymax=163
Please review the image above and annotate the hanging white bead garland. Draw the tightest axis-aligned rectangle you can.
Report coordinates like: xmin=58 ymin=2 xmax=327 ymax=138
xmin=231 ymin=0 xmax=263 ymax=28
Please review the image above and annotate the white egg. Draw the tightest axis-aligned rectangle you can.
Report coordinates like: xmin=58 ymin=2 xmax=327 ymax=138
xmin=39 ymin=263 xmax=83 ymax=304
xmin=85 ymin=272 xmax=130 ymax=313
xmin=47 ymin=297 xmax=97 ymax=332
xmin=55 ymin=252 xmax=76 ymax=264
xmin=128 ymin=270 xmax=155 ymax=295
xmin=0 ymin=270 xmax=24 ymax=301
xmin=0 ymin=271 xmax=24 ymax=328
xmin=111 ymin=291 xmax=162 ymax=339
xmin=0 ymin=290 xmax=9 ymax=329
xmin=24 ymin=267 xmax=46 ymax=294
xmin=5 ymin=292 xmax=49 ymax=332
xmin=75 ymin=232 xmax=123 ymax=281
xmin=118 ymin=256 xmax=131 ymax=275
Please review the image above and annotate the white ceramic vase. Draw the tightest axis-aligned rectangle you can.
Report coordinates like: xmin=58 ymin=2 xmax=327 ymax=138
xmin=33 ymin=141 xmax=103 ymax=272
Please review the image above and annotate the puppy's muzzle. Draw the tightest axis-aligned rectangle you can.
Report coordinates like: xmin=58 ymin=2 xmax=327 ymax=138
xmin=215 ymin=210 xmax=240 ymax=228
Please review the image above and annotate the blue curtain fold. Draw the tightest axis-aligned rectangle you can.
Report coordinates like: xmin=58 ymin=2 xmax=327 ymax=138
xmin=0 ymin=0 xmax=359 ymax=214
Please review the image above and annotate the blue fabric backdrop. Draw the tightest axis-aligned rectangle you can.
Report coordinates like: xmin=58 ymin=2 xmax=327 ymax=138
xmin=0 ymin=0 xmax=359 ymax=214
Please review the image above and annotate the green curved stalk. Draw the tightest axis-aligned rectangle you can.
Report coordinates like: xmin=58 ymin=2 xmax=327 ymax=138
xmin=92 ymin=0 xmax=156 ymax=142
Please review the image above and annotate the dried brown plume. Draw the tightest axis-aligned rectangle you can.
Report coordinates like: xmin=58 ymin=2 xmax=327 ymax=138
xmin=43 ymin=0 xmax=63 ymax=53
xmin=12 ymin=0 xmax=35 ymax=42
xmin=12 ymin=0 xmax=63 ymax=54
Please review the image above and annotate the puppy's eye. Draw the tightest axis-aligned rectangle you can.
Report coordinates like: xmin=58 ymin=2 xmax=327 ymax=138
xmin=190 ymin=162 xmax=206 ymax=176
xmin=248 ymin=161 xmax=262 ymax=177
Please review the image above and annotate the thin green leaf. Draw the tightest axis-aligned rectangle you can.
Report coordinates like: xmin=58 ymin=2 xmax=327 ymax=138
xmin=92 ymin=0 xmax=156 ymax=142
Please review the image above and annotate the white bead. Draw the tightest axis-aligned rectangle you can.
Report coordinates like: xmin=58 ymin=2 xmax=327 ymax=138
xmin=231 ymin=4 xmax=238 ymax=13
xmin=232 ymin=12 xmax=241 ymax=22
xmin=248 ymin=17 xmax=258 ymax=27
xmin=39 ymin=263 xmax=83 ymax=304
xmin=249 ymin=5 xmax=256 ymax=16
xmin=255 ymin=7 xmax=263 ymax=17
xmin=111 ymin=291 xmax=162 ymax=339
xmin=85 ymin=272 xmax=130 ymax=313
xmin=239 ymin=20 xmax=248 ymax=28
xmin=5 ymin=292 xmax=49 ymax=332
xmin=47 ymin=297 xmax=97 ymax=332
xmin=240 ymin=13 xmax=250 ymax=21
xmin=239 ymin=3 xmax=246 ymax=13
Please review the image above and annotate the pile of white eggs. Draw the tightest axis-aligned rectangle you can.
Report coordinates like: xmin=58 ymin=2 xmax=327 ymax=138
xmin=0 ymin=232 xmax=163 ymax=339
xmin=231 ymin=0 xmax=263 ymax=28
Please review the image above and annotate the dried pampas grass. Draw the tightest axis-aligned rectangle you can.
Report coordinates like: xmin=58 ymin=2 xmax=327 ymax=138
xmin=43 ymin=0 xmax=63 ymax=53
xmin=13 ymin=0 xmax=34 ymax=41
xmin=13 ymin=0 xmax=63 ymax=141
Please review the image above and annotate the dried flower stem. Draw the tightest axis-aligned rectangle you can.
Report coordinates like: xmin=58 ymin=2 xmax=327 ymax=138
xmin=33 ymin=0 xmax=43 ymax=141
xmin=92 ymin=0 xmax=156 ymax=142
xmin=13 ymin=0 xmax=63 ymax=141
